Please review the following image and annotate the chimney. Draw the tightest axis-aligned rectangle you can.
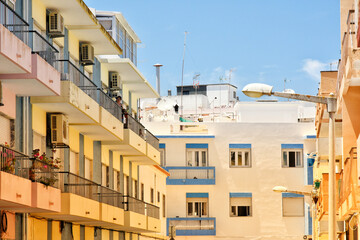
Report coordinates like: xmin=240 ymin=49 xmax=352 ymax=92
xmin=168 ymin=89 xmax=172 ymax=96
xmin=153 ymin=63 xmax=163 ymax=95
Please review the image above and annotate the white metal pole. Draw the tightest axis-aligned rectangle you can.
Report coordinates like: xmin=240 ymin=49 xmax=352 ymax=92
xmin=327 ymin=96 xmax=337 ymax=240
xmin=180 ymin=32 xmax=188 ymax=118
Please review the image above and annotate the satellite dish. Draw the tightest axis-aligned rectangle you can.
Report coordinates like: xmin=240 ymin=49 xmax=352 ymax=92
xmin=283 ymin=89 xmax=295 ymax=94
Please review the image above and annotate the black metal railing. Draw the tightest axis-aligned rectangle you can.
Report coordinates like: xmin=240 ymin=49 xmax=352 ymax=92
xmin=28 ymin=158 xmax=59 ymax=187
xmin=0 ymin=144 xmax=29 ymax=178
xmin=59 ymin=172 xmax=100 ymax=201
xmin=125 ymin=114 xmax=145 ymax=139
xmin=98 ymin=186 xmax=124 ymax=209
xmin=124 ymin=195 xmax=145 ymax=215
xmin=0 ymin=0 xmax=28 ymax=36
xmin=146 ymin=203 xmax=160 ymax=219
xmin=56 ymin=60 xmax=98 ymax=101
xmin=98 ymin=89 xmax=123 ymax=122
xmin=145 ymin=130 xmax=159 ymax=150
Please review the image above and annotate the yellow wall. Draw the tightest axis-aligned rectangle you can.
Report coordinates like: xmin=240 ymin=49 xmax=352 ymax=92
xmin=73 ymin=224 xmax=80 ymax=240
xmin=32 ymin=0 xmax=46 ymax=30
xmin=84 ymin=135 xmax=94 ymax=159
xmin=51 ymin=221 xmax=61 ymax=240
xmin=132 ymin=162 xmax=138 ymax=179
xmin=85 ymin=226 xmax=94 ymax=240
xmin=28 ymin=217 xmax=47 ymax=240
xmin=32 ymin=105 xmax=47 ymax=136
xmin=68 ymin=31 xmax=80 ymax=61
xmin=69 ymin=126 xmax=80 ymax=152
xmin=123 ymin=157 xmax=129 ymax=176
xmin=101 ymin=145 xmax=110 ymax=165
xmin=113 ymin=152 xmax=120 ymax=171
xmin=101 ymin=64 xmax=109 ymax=87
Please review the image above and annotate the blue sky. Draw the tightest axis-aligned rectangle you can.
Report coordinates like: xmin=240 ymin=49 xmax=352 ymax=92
xmin=85 ymin=0 xmax=340 ymax=100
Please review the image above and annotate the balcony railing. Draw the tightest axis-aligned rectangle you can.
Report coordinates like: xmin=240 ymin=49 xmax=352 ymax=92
xmin=98 ymin=89 xmax=123 ymax=122
xmin=0 ymin=0 xmax=28 ymax=36
xmin=59 ymin=172 xmax=100 ymax=201
xmin=339 ymin=147 xmax=357 ymax=207
xmin=317 ymin=173 xmax=340 ymax=220
xmin=164 ymin=166 xmax=215 ymax=185
xmin=0 ymin=145 xmax=60 ymax=187
xmin=56 ymin=59 xmax=98 ymax=100
xmin=125 ymin=114 xmax=145 ymax=139
xmin=167 ymin=217 xmax=216 ymax=236
xmin=124 ymin=196 xmax=145 ymax=215
xmin=98 ymin=186 xmax=124 ymax=209
xmin=145 ymin=130 xmax=159 ymax=150
xmin=146 ymin=203 xmax=160 ymax=219
xmin=337 ymin=10 xmax=355 ymax=95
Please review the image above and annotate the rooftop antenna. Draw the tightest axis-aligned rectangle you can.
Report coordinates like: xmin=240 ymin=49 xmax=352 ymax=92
xmin=283 ymin=78 xmax=291 ymax=92
xmin=180 ymin=31 xmax=188 ymax=118
xmin=193 ymin=73 xmax=200 ymax=119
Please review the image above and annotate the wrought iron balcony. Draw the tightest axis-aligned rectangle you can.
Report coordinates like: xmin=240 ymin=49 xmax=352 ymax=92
xmin=164 ymin=166 xmax=215 ymax=185
xmin=167 ymin=217 xmax=216 ymax=236
xmin=98 ymin=89 xmax=123 ymax=122
xmin=0 ymin=0 xmax=28 ymax=39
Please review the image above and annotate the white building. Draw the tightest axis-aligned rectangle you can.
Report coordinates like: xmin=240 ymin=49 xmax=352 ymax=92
xmin=140 ymin=95 xmax=316 ymax=239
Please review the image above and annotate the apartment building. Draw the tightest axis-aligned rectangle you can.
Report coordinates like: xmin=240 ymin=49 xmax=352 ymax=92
xmin=141 ymin=92 xmax=316 ymax=239
xmin=312 ymin=0 xmax=360 ymax=239
xmin=0 ymin=0 xmax=167 ymax=239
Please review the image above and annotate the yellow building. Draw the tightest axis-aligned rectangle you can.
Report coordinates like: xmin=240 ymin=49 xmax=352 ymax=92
xmin=0 ymin=0 xmax=167 ymax=239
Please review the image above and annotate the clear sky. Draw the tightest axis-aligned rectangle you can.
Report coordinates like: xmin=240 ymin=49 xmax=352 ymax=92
xmin=85 ymin=0 xmax=340 ymax=101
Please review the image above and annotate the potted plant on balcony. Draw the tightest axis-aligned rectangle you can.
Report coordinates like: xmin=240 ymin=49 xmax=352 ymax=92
xmin=0 ymin=142 xmax=16 ymax=174
xmin=30 ymin=149 xmax=61 ymax=187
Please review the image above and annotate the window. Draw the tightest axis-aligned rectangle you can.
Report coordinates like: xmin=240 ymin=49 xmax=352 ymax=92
xmin=229 ymin=193 xmax=252 ymax=217
xmin=114 ymin=170 xmax=120 ymax=191
xmin=150 ymin=188 xmax=154 ymax=203
xmin=186 ymin=193 xmax=209 ymax=217
xmin=125 ymin=175 xmax=130 ymax=196
xmin=282 ymin=149 xmax=303 ymax=167
xmin=230 ymin=149 xmax=251 ymax=167
xmin=102 ymin=164 xmax=109 ymax=187
xmin=141 ymin=183 xmax=144 ymax=201
xmin=69 ymin=150 xmax=79 ymax=174
xmin=186 ymin=148 xmax=208 ymax=167
xmin=159 ymin=144 xmax=166 ymax=166
xmin=282 ymin=193 xmax=304 ymax=217
xmin=84 ymin=157 xmax=92 ymax=180
xmin=157 ymin=191 xmax=160 ymax=202
xmin=134 ymin=180 xmax=138 ymax=199
xmin=162 ymin=194 xmax=166 ymax=218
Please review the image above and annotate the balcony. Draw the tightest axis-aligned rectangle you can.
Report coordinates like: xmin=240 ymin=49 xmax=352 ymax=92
xmin=167 ymin=217 xmax=216 ymax=236
xmin=0 ymin=0 xmax=32 ymax=75
xmin=98 ymin=186 xmax=124 ymax=229
xmin=0 ymin=145 xmax=61 ymax=213
xmin=338 ymin=147 xmax=359 ymax=220
xmin=145 ymin=130 xmax=160 ymax=165
xmin=164 ymin=166 xmax=215 ymax=185
xmin=316 ymin=173 xmax=340 ymax=221
xmin=146 ymin=203 xmax=160 ymax=232
xmin=38 ymin=172 xmax=100 ymax=222
xmin=124 ymin=196 xmax=147 ymax=231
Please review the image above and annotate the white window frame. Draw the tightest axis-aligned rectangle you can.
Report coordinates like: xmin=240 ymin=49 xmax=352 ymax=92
xmin=229 ymin=148 xmax=251 ymax=167
xmin=230 ymin=197 xmax=252 ymax=217
xmin=186 ymin=148 xmax=208 ymax=167
xmin=186 ymin=198 xmax=208 ymax=217
xmin=282 ymin=148 xmax=303 ymax=168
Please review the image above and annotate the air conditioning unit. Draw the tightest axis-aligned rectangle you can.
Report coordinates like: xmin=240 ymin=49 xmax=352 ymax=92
xmin=48 ymin=11 xmax=64 ymax=37
xmin=80 ymin=44 xmax=94 ymax=66
xmin=318 ymin=221 xmax=345 ymax=236
xmin=50 ymin=114 xmax=69 ymax=146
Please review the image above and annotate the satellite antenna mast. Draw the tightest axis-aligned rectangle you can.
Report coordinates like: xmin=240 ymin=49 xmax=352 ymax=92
xmin=180 ymin=31 xmax=188 ymax=118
